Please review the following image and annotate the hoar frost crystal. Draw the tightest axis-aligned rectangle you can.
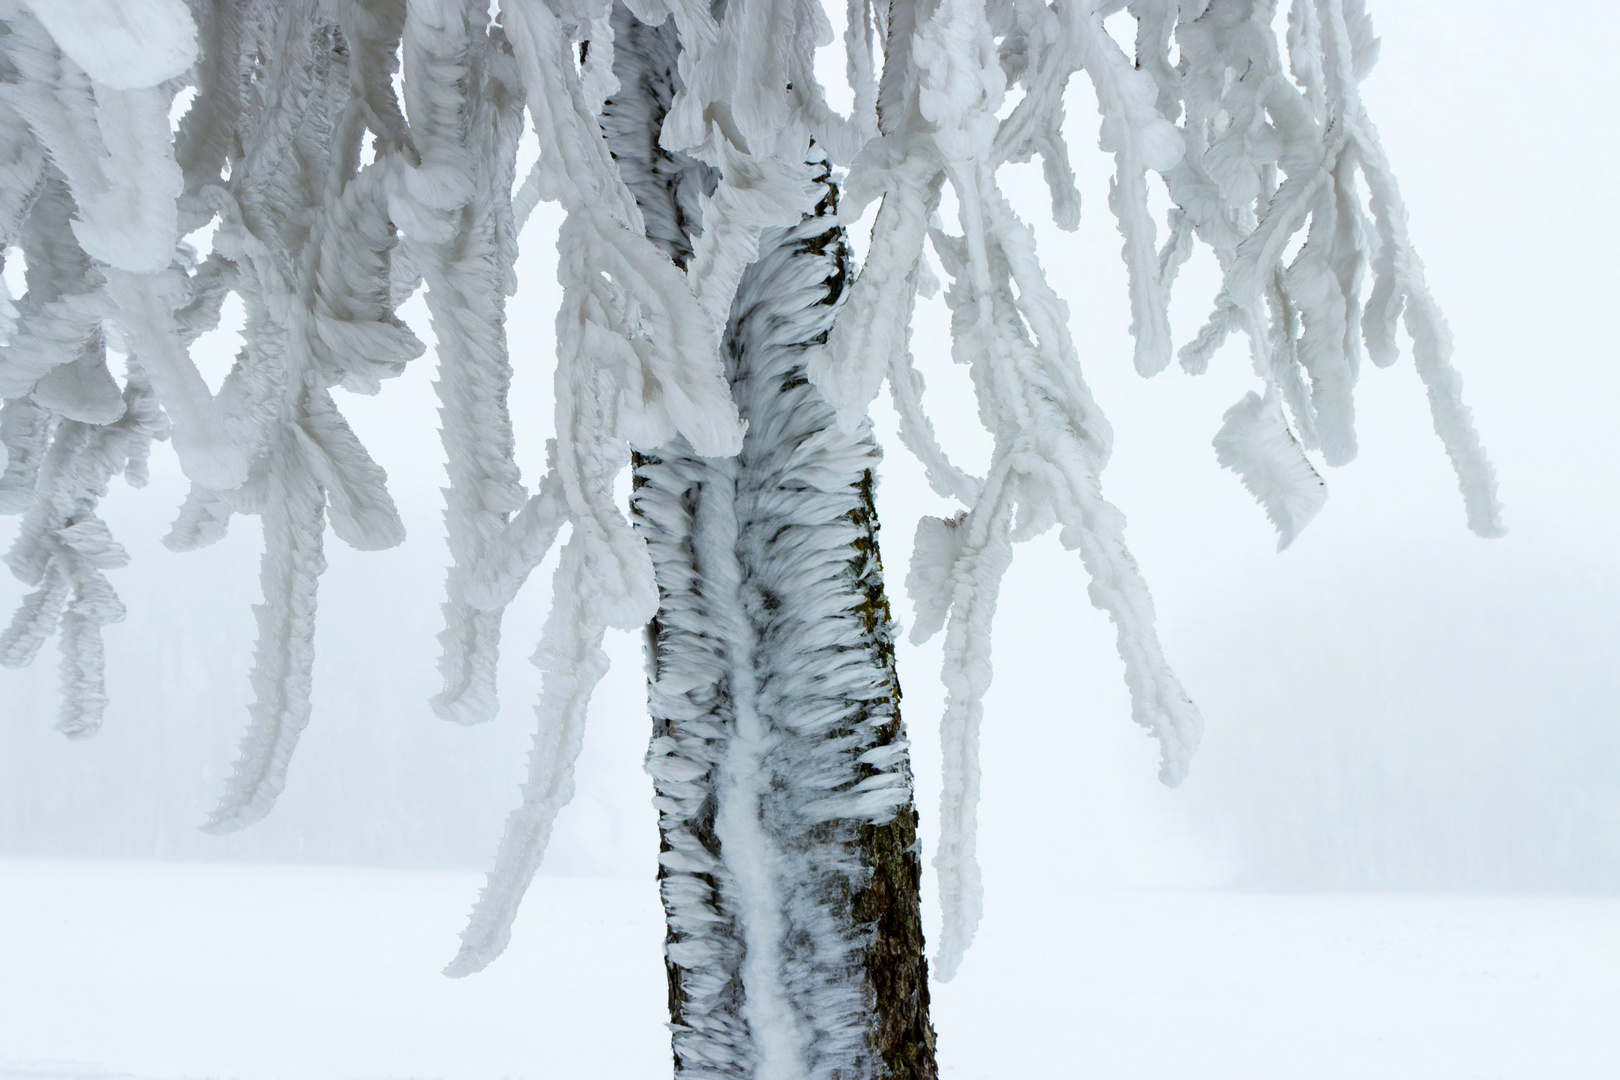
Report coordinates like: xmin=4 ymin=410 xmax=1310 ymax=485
xmin=0 ymin=0 xmax=1499 ymax=1075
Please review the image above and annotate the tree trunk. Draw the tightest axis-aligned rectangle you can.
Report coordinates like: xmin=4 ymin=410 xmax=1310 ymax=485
xmin=604 ymin=9 xmax=937 ymax=1078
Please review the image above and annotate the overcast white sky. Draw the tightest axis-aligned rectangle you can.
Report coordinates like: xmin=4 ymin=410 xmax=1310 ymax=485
xmin=1 ymin=0 xmax=1615 ymax=918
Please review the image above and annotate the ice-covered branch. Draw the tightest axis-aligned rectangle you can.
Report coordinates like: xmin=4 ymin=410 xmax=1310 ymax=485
xmin=0 ymin=3 xmax=436 ymax=827
xmin=445 ymin=536 xmax=612 ymax=976
xmin=396 ymin=0 xmax=528 ymax=726
xmin=799 ymin=0 xmax=1495 ymax=980
xmin=0 ymin=0 xmax=1504 ymax=1021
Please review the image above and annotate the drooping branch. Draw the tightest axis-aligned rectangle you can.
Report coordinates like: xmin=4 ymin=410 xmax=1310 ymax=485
xmin=0 ymin=0 xmax=1499 ymax=1010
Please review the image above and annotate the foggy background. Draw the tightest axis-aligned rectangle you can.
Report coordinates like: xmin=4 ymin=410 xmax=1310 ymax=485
xmin=2 ymin=0 xmax=1616 ymax=953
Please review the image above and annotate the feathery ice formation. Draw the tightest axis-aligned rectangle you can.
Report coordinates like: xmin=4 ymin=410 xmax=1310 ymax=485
xmin=0 ymin=0 xmax=1498 ymax=1026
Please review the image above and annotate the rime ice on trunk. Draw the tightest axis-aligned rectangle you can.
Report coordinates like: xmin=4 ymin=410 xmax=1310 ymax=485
xmin=607 ymin=10 xmax=936 ymax=1077
xmin=635 ymin=220 xmax=936 ymax=1078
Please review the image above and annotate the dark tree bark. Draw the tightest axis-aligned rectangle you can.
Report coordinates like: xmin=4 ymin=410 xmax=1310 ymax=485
xmin=603 ymin=8 xmax=937 ymax=1077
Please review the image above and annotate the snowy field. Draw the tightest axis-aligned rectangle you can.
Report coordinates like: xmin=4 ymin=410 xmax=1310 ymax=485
xmin=1 ymin=859 xmax=1616 ymax=1080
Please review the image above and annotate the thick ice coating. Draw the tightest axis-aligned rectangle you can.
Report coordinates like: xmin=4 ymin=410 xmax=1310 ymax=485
xmin=0 ymin=0 xmax=1500 ymax=1017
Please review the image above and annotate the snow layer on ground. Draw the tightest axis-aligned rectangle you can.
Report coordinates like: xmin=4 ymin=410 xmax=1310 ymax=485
xmin=0 ymin=860 xmax=669 ymax=1080
xmin=1 ymin=859 xmax=1616 ymax=1080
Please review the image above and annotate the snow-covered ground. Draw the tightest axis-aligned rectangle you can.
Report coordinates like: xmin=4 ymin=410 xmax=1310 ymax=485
xmin=1 ymin=859 xmax=1615 ymax=1079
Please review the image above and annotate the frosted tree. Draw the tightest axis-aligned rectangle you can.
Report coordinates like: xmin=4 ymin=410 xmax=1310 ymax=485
xmin=0 ymin=0 xmax=1499 ymax=1076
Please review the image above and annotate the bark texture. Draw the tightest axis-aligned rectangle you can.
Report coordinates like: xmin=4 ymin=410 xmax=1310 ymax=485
xmin=605 ymin=8 xmax=936 ymax=1078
